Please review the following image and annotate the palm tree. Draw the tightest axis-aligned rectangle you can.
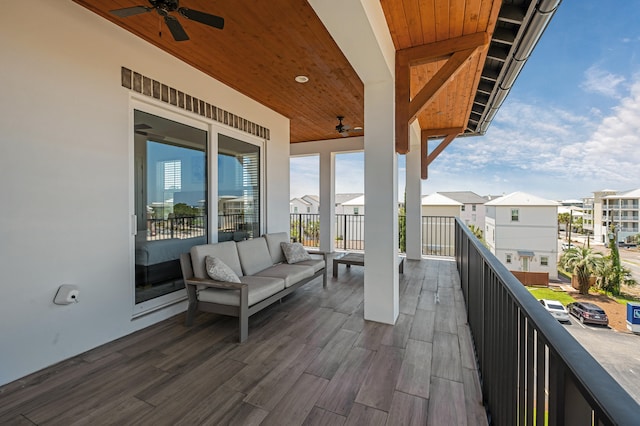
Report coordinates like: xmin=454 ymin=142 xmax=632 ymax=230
xmin=597 ymin=229 xmax=638 ymax=296
xmin=558 ymin=212 xmax=571 ymax=240
xmin=560 ymin=247 xmax=603 ymax=295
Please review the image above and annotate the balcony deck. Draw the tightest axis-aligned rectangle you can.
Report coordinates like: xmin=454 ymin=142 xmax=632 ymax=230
xmin=0 ymin=257 xmax=487 ymax=425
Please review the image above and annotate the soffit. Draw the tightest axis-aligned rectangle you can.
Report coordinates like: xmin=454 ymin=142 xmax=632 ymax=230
xmin=73 ymin=0 xmax=552 ymax=148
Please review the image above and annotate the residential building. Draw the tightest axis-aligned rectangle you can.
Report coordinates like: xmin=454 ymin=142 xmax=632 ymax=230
xmin=583 ymin=189 xmax=625 ymax=243
xmin=421 ymin=193 xmax=462 ymax=217
xmin=289 ymin=195 xmax=319 ymax=214
xmin=438 ymin=191 xmax=487 ymax=230
xmin=341 ymin=194 xmax=365 ymax=215
xmin=334 ymin=193 xmax=364 ymax=214
xmin=485 ymin=192 xmax=559 ymax=280
xmin=602 ymin=189 xmax=640 ymax=243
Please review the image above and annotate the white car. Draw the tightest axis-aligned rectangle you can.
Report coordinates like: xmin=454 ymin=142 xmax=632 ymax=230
xmin=540 ymin=299 xmax=570 ymax=323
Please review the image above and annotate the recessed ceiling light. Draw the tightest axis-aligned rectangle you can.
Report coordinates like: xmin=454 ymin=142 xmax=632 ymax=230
xmin=354 ymin=126 xmax=363 ymax=131
xmin=295 ymin=75 xmax=309 ymax=83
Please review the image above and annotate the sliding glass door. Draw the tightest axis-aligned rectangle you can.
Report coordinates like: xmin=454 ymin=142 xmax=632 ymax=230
xmin=133 ymin=110 xmax=207 ymax=305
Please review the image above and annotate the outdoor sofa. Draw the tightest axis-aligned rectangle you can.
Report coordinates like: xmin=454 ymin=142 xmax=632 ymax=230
xmin=180 ymin=232 xmax=327 ymax=342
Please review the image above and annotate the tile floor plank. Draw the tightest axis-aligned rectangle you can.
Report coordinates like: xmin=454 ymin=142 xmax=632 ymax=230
xmin=354 ymin=345 xmax=405 ymax=411
xmin=0 ymin=258 xmax=488 ymax=426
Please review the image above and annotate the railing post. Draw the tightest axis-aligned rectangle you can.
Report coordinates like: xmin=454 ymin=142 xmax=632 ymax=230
xmin=343 ymin=216 xmax=347 ymax=250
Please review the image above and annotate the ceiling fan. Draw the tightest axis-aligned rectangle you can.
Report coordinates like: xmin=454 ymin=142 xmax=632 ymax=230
xmin=335 ymin=116 xmax=351 ymax=137
xmin=110 ymin=0 xmax=224 ymax=42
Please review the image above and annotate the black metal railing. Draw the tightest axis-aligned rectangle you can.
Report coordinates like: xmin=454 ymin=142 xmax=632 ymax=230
xmin=289 ymin=213 xmax=453 ymax=254
xmin=421 ymin=216 xmax=455 ymax=257
xmin=455 ymin=218 xmax=639 ymax=425
xmin=147 ymin=216 xmax=206 ymax=240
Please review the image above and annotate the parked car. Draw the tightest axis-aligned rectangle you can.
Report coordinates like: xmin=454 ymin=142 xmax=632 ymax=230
xmin=539 ymin=299 xmax=570 ymax=323
xmin=561 ymin=242 xmax=575 ymax=251
xmin=566 ymin=301 xmax=609 ymax=326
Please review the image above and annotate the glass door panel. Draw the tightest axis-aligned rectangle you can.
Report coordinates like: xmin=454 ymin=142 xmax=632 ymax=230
xmin=134 ymin=110 xmax=207 ymax=304
xmin=217 ymin=134 xmax=260 ymax=241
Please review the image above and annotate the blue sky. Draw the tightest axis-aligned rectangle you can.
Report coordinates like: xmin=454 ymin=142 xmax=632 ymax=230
xmin=291 ymin=1 xmax=640 ymax=201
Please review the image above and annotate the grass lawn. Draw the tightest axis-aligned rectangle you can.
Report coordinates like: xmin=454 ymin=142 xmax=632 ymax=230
xmin=527 ymin=287 xmax=575 ymax=306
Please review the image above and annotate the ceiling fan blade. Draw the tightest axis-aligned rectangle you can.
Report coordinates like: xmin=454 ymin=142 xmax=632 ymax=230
xmin=110 ymin=6 xmax=151 ymax=18
xmin=164 ymin=15 xmax=189 ymax=41
xmin=178 ymin=8 xmax=225 ymax=29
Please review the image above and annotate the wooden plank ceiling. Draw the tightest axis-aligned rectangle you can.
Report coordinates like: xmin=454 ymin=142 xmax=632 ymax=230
xmin=73 ymin=0 xmax=501 ymax=152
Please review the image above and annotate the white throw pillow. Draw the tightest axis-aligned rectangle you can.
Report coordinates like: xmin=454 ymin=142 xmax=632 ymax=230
xmin=280 ymin=242 xmax=312 ymax=264
xmin=205 ymin=256 xmax=241 ymax=283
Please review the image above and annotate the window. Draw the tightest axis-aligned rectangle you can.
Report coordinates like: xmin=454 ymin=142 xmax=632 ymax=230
xmin=294 ymin=206 xmax=298 ymax=213
xmin=541 ymin=256 xmax=549 ymax=266
xmin=472 ymin=204 xmax=476 ymax=212
xmin=133 ymin=110 xmax=207 ymax=307
xmin=306 ymin=207 xmax=310 ymax=213
xmin=163 ymin=160 xmax=182 ymax=190
xmin=506 ymin=254 xmax=512 ymax=264
xmin=461 ymin=205 xmax=466 ymax=211
xmin=354 ymin=207 xmax=359 ymax=215
xmin=511 ymin=208 xmax=519 ymax=221
xmin=218 ymin=134 xmax=261 ymax=241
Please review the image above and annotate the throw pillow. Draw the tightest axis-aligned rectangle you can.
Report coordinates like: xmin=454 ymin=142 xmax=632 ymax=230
xmin=205 ymin=256 xmax=241 ymax=283
xmin=281 ymin=242 xmax=312 ymax=264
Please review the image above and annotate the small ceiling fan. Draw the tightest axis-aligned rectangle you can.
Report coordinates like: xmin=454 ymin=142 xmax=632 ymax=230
xmin=110 ymin=0 xmax=224 ymax=42
xmin=335 ymin=116 xmax=351 ymax=137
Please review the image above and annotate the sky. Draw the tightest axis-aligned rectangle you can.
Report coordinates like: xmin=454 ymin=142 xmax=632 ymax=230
xmin=290 ymin=0 xmax=640 ymax=202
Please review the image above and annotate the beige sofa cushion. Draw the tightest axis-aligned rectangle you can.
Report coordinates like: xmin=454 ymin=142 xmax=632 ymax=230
xmin=191 ymin=241 xmax=242 ymax=279
xmin=254 ymin=263 xmax=314 ymax=288
xmin=264 ymin=232 xmax=289 ymax=264
xmin=236 ymin=237 xmax=274 ymax=276
xmin=198 ymin=276 xmax=285 ymax=306
xmin=292 ymin=258 xmax=326 ymax=273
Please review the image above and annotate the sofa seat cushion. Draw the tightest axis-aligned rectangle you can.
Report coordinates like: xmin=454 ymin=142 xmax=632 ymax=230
xmin=197 ymin=276 xmax=285 ymax=306
xmin=236 ymin=238 xmax=274 ymax=276
xmin=254 ymin=263 xmax=315 ymax=288
xmin=292 ymin=258 xmax=325 ymax=273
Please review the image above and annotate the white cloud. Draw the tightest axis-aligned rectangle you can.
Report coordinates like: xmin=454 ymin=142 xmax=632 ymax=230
xmin=580 ymin=65 xmax=626 ymax=98
xmin=425 ymin=77 xmax=640 ymax=199
xmin=291 ymin=78 xmax=640 ymax=202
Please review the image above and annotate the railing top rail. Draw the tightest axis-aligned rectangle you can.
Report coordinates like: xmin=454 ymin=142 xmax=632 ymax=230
xmin=456 ymin=218 xmax=640 ymax=424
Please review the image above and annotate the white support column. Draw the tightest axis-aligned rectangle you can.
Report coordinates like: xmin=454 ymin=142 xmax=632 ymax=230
xmin=319 ymin=151 xmax=336 ymax=253
xmin=364 ymin=79 xmax=398 ymax=324
xmin=405 ymin=124 xmax=422 ymax=260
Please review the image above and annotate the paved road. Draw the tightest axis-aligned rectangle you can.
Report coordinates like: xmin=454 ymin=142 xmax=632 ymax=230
xmin=562 ymin=315 xmax=640 ymax=405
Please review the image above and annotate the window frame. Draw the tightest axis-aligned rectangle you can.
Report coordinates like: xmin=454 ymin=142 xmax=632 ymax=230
xmin=130 ymin=98 xmax=211 ymax=317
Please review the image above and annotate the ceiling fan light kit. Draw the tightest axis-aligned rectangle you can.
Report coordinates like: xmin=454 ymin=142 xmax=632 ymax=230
xmin=110 ymin=0 xmax=224 ymax=42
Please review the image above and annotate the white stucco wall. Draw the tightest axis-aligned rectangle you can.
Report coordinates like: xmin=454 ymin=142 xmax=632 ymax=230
xmin=0 ymin=0 xmax=289 ymax=386
xmin=486 ymin=206 xmax=558 ymax=279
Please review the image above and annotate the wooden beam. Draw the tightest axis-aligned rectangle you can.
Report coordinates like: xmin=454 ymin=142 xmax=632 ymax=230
xmin=421 ymin=127 xmax=465 ymax=138
xmin=408 ymin=48 xmax=476 ymax=122
xmin=397 ymin=32 xmax=489 ymax=66
xmin=420 ymin=131 xmax=460 ymax=180
xmin=395 ymin=33 xmax=488 ymax=154
xmin=395 ymin=52 xmax=410 ymax=154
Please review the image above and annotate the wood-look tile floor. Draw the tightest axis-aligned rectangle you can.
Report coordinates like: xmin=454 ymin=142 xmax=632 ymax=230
xmin=0 ymin=258 xmax=488 ymax=425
